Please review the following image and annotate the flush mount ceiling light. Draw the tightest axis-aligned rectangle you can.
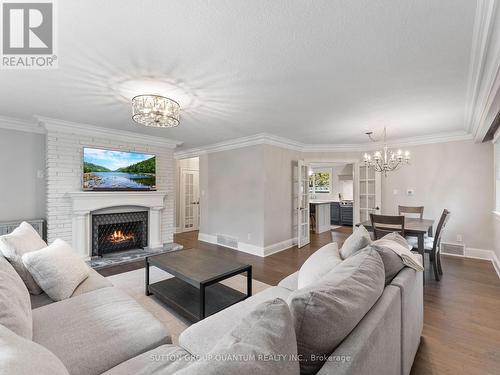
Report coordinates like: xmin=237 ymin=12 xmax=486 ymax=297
xmin=363 ymin=127 xmax=410 ymax=176
xmin=131 ymin=94 xmax=180 ymax=128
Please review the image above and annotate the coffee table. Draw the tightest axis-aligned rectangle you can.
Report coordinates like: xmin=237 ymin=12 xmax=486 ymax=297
xmin=145 ymin=248 xmax=252 ymax=322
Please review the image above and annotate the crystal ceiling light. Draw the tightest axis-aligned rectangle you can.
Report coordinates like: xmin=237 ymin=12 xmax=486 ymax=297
xmin=131 ymin=94 xmax=180 ymax=128
xmin=363 ymin=127 xmax=410 ymax=176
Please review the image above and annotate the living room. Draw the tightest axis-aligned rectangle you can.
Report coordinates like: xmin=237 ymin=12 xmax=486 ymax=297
xmin=1 ymin=1 xmax=500 ymax=374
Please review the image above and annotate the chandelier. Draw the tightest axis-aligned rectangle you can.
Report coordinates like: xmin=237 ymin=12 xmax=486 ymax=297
xmin=363 ymin=128 xmax=410 ymax=175
xmin=132 ymin=94 xmax=180 ymax=128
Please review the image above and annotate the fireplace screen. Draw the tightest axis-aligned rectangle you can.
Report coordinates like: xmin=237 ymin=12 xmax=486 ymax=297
xmin=91 ymin=211 xmax=148 ymax=256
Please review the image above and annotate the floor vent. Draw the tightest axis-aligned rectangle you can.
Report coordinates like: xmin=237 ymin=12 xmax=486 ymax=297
xmin=217 ymin=234 xmax=239 ymax=249
xmin=441 ymin=242 xmax=465 ymax=256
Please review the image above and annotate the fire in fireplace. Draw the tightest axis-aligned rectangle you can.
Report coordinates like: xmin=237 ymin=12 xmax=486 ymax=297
xmin=109 ymin=230 xmax=135 ymax=244
xmin=91 ymin=211 xmax=148 ymax=256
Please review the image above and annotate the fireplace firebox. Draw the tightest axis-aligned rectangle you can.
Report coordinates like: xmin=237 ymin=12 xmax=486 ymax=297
xmin=91 ymin=211 xmax=148 ymax=256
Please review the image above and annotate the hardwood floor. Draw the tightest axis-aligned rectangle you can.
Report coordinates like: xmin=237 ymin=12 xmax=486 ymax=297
xmin=98 ymin=228 xmax=500 ymax=374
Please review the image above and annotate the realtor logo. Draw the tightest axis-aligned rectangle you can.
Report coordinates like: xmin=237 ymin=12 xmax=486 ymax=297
xmin=1 ymin=0 xmax=57 ymax=69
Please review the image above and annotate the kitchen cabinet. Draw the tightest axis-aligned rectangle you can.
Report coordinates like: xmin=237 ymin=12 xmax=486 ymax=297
xmin=330 ymin=202 xmax=340 ymax=225
xmin=340 ymin=204 xmax=353 ymax=226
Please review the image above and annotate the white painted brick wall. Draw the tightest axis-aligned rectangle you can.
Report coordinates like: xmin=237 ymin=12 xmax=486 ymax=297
xmin=46 ymin=131 xmax=176 ymax=246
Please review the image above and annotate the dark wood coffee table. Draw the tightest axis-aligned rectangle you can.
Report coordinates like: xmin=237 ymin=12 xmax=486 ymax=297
xmin=145 ymin=248 xmax=252 ymax=322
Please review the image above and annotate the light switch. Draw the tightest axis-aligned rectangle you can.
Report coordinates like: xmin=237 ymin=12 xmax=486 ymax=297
xmin=393 ymin=189 xmax=399 ymax=195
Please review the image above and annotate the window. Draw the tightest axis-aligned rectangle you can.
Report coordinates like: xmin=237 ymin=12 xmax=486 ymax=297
xmin=309 ymin=169 xmax=331 ymax=194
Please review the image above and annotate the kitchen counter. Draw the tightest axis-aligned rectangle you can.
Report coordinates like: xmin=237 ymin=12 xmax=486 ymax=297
xmin=309 ymin=201 xmax=334 ymax=234
xmin=309 ymin=199 xmax=339 ymax=204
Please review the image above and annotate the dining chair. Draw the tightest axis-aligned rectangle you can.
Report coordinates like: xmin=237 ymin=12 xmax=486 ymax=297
xmin=407 ymin=209 xmax=451 ymax=281
xmin=370 ymin=214 xmax=405 ymax=240
xmin=398 ymin=205 xmax=424 ymax=219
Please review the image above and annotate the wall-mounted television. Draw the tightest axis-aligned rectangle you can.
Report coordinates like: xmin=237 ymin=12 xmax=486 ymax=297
xmin=83 ymin=147 xmax=156 ymax=191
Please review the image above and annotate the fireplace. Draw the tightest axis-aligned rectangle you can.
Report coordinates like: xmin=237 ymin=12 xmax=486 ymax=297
xmin=91 ymin=211 xmax=148 ymax=256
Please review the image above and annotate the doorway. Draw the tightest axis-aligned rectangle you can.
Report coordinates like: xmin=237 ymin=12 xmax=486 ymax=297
xmin=176 ymin=157 xmax=200 ymax=233
xmin=296 ymin=158 xmax=364 ymax=248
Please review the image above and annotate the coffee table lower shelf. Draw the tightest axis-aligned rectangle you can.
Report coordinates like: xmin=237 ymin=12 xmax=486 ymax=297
xmin=148 ymin=277 xmax=247 ymax=322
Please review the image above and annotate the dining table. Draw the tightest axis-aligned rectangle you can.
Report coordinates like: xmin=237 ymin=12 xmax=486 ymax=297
xmin=356 ymin=217 xmax=434 ymax=274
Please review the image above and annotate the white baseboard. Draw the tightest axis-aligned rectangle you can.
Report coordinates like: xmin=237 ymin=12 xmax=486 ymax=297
xmin=263 ymin=238 xmax=297 ymax=257
xmin=442 ymin=247 xmax=500 ymax=279
xmin=197 ymin=233 xmax=296 ymax=257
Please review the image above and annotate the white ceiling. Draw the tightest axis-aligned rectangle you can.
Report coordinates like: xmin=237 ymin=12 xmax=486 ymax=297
xmin=0 ymin=0 xmax=478 ymax=149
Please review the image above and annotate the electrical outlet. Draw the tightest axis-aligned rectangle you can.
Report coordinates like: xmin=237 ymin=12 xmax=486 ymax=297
xmin=456 ymin=234 xmax=463 ymax=242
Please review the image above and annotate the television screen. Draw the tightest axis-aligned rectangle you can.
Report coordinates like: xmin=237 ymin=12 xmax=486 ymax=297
xmin=83 ymin=147 xmax=156 ymax=190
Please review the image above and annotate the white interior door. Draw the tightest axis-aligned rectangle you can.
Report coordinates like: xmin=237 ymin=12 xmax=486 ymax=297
xmin=297 ymin=160 xmax=310 ymax=248
xmin=181 ymin=169 xmax=200 ymax=231
xmin=358 ymin=165 xmax=381 ymax=222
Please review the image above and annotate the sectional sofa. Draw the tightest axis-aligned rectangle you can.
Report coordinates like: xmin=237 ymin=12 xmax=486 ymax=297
xmin=1 ymin=237 xmax=422 ymax=375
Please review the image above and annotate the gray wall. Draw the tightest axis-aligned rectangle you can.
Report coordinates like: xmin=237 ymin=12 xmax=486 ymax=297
xmin=198 ymin=139 xmax=494 ymax=252
xmin=380 ymin=140 xmax=493 ymax=251
xmin=262 ymin=145 xmax=301 ymax=247
xmin=0 ymin=128 xmax=46 ymax=222
xmin=304 ymin=140 xmax=494 ymax=250
xmin=199 ymin=145 xmax=266 ymax=247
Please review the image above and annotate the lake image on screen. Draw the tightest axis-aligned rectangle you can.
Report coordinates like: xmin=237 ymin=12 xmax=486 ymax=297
xmin=83 ymin=148 xmax=156 ymax=190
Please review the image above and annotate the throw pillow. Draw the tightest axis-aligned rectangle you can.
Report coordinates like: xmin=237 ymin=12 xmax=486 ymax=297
xmin=22 ymin=239 xmax=90 ymax=301
xmin=371 ymin=232 xmax=410 ymax=284
xmin=339 ymin=224 xmax=371 ymax=259
xmin=287 ymin=248 xmax=385 ymax=375
xmin=0 ymin=256 xmax=32 ymax=339
xmin=176 ymin=298 xmax=300 ymax=375
xmin=0 ymin=324 xmax=69 ymax=375
xmin=298 ymin=242 xmax=342 ymax=289
xmin=0 ymin=222 xmax=47 ymax=294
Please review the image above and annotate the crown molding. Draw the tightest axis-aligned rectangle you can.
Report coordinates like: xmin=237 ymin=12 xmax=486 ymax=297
xmin=465 ymin=0 xmax=500 ymax=141
xmin=174 ymin=131 xmax=473 ymax=159
xmin=35 ymin=115 xmax=183 ymax=148
xmin=0 ymin=115 xmax=45 ymax=134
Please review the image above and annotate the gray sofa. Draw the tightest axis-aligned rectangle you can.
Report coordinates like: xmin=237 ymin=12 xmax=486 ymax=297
xmin=177 ymin=265 xmax=423 ymax=375
xmin=1 ymin=250 xmax=422 ymax=375
xmin=0 ymin=254 xmax=171 ymax=375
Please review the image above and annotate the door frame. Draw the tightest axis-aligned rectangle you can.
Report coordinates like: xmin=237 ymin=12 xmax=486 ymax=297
xmin=303 ymin=158 xmax=361 ymax=228
xmin=179 ymin=167 xmax=200 ymax=233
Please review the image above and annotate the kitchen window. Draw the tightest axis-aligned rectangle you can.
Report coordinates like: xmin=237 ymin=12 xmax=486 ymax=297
xmin=309 ymin=170 xmax=331 ymax=194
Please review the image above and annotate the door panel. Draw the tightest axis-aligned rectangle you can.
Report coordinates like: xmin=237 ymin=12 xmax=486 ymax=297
xmin=181 ymin=169 xmax=199 ymax=231
xmin=358 ymin=165 xmax=381 ymax=222
xmin=296 ymin=160 xmax=310 ymax=248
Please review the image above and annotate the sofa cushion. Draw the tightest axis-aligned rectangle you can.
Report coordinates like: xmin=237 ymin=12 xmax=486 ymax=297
xmin=298 ymin=242 xmax=342 ymax=289
xmin=287 ymin=248 xmax=385 ymax=375
xmin=0 ymin=255 xmax=32 ymax=339
xmin=30 ymin=268 xmax=113 ymax=309
xmin=102 ymin=345 xmax=192 ymax=375
xmin=179 ymin=286 xmax=291 ymax=357
xmin=0 ymin=222 xmax=46 ymax=294
xmin=278 ymin=271 xmax=299 ymax=291
xmin=0 ymin=324 xmax=69 ymax=375
xmin=372 ymin=233 xmax=414 ymax=283
xmin=72 ymin=267 xmax=113 ymax=296
xmin=339 ymin=225 xmax=371 ymax=259
xmin=177 ymin=298 xmax=300 ymax=375
xmin=32 ymin=287 xmax=171 ymax=375
xmin=22 ymin=239 xmax=90 ymax=301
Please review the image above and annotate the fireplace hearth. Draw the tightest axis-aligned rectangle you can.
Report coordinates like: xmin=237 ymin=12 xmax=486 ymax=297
xmin=92 ymin=211 xmax=148 ymax=256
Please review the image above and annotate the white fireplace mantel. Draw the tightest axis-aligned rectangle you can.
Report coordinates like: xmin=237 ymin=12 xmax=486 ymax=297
xmin=67 ymin=191 xmax=167 ymax=258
